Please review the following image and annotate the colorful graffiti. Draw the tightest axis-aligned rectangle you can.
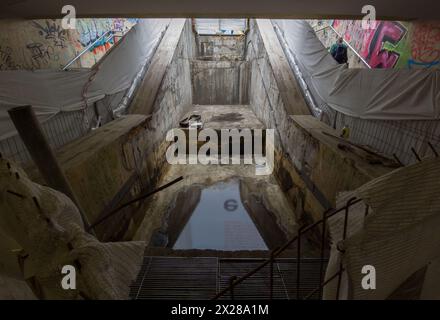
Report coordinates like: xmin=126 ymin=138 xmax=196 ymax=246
xmin=112 ymin=18 xmax=139 ymax=32
xmin=363 ymin=21 xmax=407 ymax=68
xmin=331 ymin=19 xmax=440 ymax=69
xmin=0 ymin=18 xmax=137 ymax=71
xmin=76 ymin=19 xmax=113 ymax=53
xmin=76 ymin=18 xmax=138 ymax=54
xmin=410 ymin=22 xmax=440 ymax=68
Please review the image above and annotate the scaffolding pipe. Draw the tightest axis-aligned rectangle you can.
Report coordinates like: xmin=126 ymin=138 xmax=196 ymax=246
xmin=8 ymin=105 xmax=93 ymax=233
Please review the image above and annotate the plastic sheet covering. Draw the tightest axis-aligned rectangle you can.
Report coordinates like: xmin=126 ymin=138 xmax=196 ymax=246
xmin=325 ymin=158 xmax=440 ymax=299
xmin=0 ymin=19 xmax=170 ymax=140
xmin=274 ymin=20 xmax=440 ymax=121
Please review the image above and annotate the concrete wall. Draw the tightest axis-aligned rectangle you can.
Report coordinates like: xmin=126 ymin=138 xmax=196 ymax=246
xmin=144 ymin=19 xmax=196 ymax=156
xmin=23 ymin=19 xmax=196 ymax=241
xmin=51 ymin=115 xmax=152 ymax=240
xmin=195 ymin=35 xmax=245 ymax=60
xmin=0 ymin=18 xmax=137 ymax=70
xmin=191 ymin=60 xmax=249 ymax=105
xmin=247 ymin=19 xmax=394 ymax=225
xmin=191 ymin=35 xmax=249 ymax=105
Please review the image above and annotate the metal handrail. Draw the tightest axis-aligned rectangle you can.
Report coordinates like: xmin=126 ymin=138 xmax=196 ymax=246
xmin=62 ymin=30 xmax=118 ymax=70
xmin=212 ymin=197 xmax=363 ymax=300
xmin=315 ymin=24 xmax=372 ymax=69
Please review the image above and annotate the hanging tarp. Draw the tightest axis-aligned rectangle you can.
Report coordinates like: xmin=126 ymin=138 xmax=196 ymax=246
xmin=274 ymin=20 xmax=440 ymax=121
xmin=325 ymin=158 xmax=440 ymax=299
xmin=0 ymin=19 xmax=171 ymax=139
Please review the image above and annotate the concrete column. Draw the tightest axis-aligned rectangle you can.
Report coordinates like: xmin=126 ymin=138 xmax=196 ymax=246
xmin=8 ymin=105 xmax=93 ymax=232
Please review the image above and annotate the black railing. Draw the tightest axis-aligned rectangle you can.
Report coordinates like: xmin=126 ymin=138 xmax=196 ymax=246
xmin=213 ymin=142 xmax=440 ymax=300
xmin=212 ymin=197 xmax=363 ymax=300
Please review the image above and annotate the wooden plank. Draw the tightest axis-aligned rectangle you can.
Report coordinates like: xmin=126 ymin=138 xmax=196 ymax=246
xmin=130 ymin=19 xmax=186 ymax=115
xmin=256 ymin=19 xmax=311 ymax=116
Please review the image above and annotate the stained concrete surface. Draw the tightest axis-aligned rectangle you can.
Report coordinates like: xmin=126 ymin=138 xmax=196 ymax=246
xmin=185 ymin=105 xmax=264 ymax=130
xmin=133 ymin=163 xmax=320 ymax=257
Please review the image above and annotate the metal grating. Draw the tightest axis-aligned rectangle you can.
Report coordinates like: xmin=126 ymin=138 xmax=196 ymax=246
xmin=218 ymin=259 xmax=289 ymax=300
xmin=130 ymin=257 xmax=218 ymax=300
xmin=130 ymin=256 xmax=327 ymax=300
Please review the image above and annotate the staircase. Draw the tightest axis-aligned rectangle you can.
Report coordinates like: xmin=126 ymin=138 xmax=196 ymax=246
xmin=129 ymin=256 xmax=327 ymax=300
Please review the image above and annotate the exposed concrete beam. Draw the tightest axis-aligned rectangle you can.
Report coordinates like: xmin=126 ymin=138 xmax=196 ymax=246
xmin=130 ymin=19 xmax=186 ymax=115
xmin=1 ymin=0 xmax=439 ymax=20
xmin=7 ymin=105 xmax=92 ymax=231
xmin=256 ymin=19 xmax=310 ymax=116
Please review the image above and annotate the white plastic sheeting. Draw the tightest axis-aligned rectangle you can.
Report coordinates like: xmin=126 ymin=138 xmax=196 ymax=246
xmin=0 ymin=19 xmax=170 ymax=139
xmin=274 ymin=20 xmax=440 ymax=121
xmin=325 ymin=158 xmax=440 ymax=299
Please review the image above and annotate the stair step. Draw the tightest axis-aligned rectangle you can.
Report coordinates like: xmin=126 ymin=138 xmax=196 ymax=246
xmin=130 ymin=256 xmax=327 ymax=300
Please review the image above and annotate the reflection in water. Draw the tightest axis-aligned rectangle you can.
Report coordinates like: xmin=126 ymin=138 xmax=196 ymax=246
xmin=173 ymin=181 xmax=268 ymax=251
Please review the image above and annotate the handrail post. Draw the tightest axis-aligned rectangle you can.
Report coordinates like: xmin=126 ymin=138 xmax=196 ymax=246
xmin=211 ymin=198 xmax=361 ymax=300
xmin=296 ymin=226 xmax=304 ymax=300
xmin=269 ymin=248 xmax=278 ymax=300
xmin=229 ymin=276 xmax=237 ymax=300
xmin=428 ymin=142 xmax=438 ymax=157
xmin=335 ymin=197 xmax=356 ymax=300
xmin=319 ymin=209 xmax=331 ymax=299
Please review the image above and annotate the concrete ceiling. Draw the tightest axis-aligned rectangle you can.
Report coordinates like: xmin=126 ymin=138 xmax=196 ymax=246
xmin=1 ymin=0 xmax=439 ymax=20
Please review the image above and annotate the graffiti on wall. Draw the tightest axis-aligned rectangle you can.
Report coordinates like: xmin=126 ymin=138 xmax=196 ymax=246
xmin=332 ymin=19 xmax=440 ymax=69
xmin=76 ymin=19 xmax=114 ymax=54
xmin=112 ymin=18 xmax=139 ymax=32
xmin=31 ymin=20 xmax=67 ymax=48
xmin=363 ymin=21 xmax=407 ymax=68
xmin=0 ymin=18 xmax=138 ymax=71
xmin=76 ymin=18 xmax=138 ymax=54
xmin=410 ymin=22 xmax=440 ymax=68
xmin=0 ymin=46 xmax=19 ymax=70
xmin=25 ymin=43 xmax=59 ymax=69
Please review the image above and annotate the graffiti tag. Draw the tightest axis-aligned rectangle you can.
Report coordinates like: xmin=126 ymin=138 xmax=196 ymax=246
xmin=26 ymin=43 xmax=59 ymax=68
xmin=32 ymin=20 xmax=67 ymax=48
xmin=411 ymin=22 xmax=440 ymax=64
xmin=0 ymin=46 xmax=15 ymax=70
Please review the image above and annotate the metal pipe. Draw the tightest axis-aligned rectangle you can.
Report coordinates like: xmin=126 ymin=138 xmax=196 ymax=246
xmin=273 ymin=24 xmax=320 ymax=116
xmin=211 ymin=198 xmax=362 ymax=300
xmin=411 ymin=147 xmax=422 ymax=162
xmin=8 ymin=105 xmax=92 ymax=232
xmin=62 ymin=30 xmax=114 ymax=70
xmin=87 ymin=176 xmax=183 ymax=231
xmin=318 ymin=209 xmax=331 ymax=299
xmin=229 ymin=276 xmax=236 ymax=300
xmin=296 ymin=227 xmax=303 ymax=300
xmin=428 ymin=142 xmax=439 ymax=157
xmin=393 ymin=153 xmax=404 ymax=166
xmin=335 ymin=197 xmax=357 ymax=300
xmin=269 ymin=248 xmax=278 ymax=300
xmin=304 ymin=268 xmax=345 ymax=300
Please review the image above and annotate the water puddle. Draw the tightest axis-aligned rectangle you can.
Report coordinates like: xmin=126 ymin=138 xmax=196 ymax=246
xmin=173 ymin=180 xmax=268 ymax=251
